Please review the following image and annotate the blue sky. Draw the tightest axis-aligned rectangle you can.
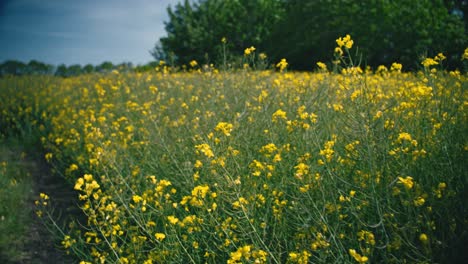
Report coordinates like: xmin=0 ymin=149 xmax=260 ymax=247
xmin=0 ymin=0 xmax=181 ymax=65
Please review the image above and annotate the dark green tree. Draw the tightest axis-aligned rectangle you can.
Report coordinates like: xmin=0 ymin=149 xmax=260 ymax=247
xmin=267 ymin=0 xmax=466 ymax=70
xmin=0 ymin=60 xmax=26 ymax=76
xmin=25 ymin=60 xmax=54 ymax=75
xmin=83 ymin=64 xmax=95 ymax=74
xmin=153 ymin=0 xmax=285 ymax=66
xmin=54 ymin=64 xmax=69 ymax=77
xmin=67 ymin=64 xmax=83 ymax=76
xmin=155 ymin=0 xmax=466 ymax=70
xmin=96 ymin=61 xmax=115 ymax=73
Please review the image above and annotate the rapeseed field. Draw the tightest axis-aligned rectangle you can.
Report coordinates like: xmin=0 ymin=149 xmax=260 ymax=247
xmin=1 ymin=37 xmax=467 ymax=263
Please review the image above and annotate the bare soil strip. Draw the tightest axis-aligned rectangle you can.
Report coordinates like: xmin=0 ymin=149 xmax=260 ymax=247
xmin=1 ymin=142 xmax=75 ymax=264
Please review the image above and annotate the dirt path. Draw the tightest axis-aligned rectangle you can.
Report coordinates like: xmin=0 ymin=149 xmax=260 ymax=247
xmin=1 ymin=143 xmax=75 ymax=264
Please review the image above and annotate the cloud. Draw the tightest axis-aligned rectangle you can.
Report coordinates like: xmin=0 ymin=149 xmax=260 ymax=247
xmin=0 ymin=0 xmax=180 ymax=65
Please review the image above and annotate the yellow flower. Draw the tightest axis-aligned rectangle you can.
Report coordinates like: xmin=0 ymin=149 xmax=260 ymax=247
xmin=45 ymin=153 xmax=53 ymax=162
xmin=39 ymin=193 xmax=49 ymax=200
xmin=74 ymin=178 xmax=84 ymax=191
xmin=132 ymin=195 xmax=143 ymax=203
xmin=69 ymin=164 xmax=78 ymax=171
xmin=155 ymin=233 xmax=166 ymax=241
xmin=334 ymin=47 xmax=344 ymax=56
xmin=438 ymin=182 xmax=447 ymax=189
xmin=194 ymin=160 xmax=203 ymax=168
xmin=167 ymin=215 xmax=179 ymax=225
xmin=413 ymin=196 xmax=425 ymax=207
xmin=435 ymin=53 xmax=446 ymax=61
xmin=390 ymin=62 xmax=403 ymax=72
xmin=349 ymin=249 xmax=368 ymax=263
xmin=195 ymin=143 xmax=214 ymax=158
xmin=336 ymin=34 xmax=353 ymax=49
xmin=397 ymin=176 xmax=414 ymax=189
xmin=397 ymin=132 xmax=412 ymax=142
xmin=316 ymin=61 xmax=327 ymax=70
xmin=244 ymin=46 xmax=256 ymax=56
xmin=419 ymin=233 xmax=428 ymax=243
xmin=240 ymin=245 xmax=251 ymax=254
xmin=421 ymin=58 xmax=438 ymax=68
xmin=62 ymin=235 xmax=76 ymax=249
xmin=289 ymin=252 xmax=299 ymax=261
xmin=189 ymin=60 xmax=198 ymax=67
xmin=276 ymin=58 xmax=288 ymax=72
xmin=214 ymin=121 xmax=233 ymax=136
xmin=191 ymin=185 xmax=210 ymax=198
xmin=260 ymin=143 xmax=278 ymax=154
xmin=462 ymin=47 xmax=468 ymax=60
xmin=272 ymin=109 xmax=287 ymax=122
xmin=83 ymin=174 xmax=93 ymax=182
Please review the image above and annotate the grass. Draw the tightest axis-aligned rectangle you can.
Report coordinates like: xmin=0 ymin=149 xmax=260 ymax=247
xmin=1 ymin=39 xmax=467 ymax=263
xmin=0 ymin=138 xmax=34 ymax=262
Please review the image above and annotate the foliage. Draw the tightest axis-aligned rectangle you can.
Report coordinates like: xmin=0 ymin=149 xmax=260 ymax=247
xmin=269 ymin=0 xmax=467 ymax=70
xmin=156 ymin=0 xmax=467 ymax=70
xmin=1 ymin=36 xmax=467 ymax=263
xmin=0 ymin=60 xmax=54 ymax=76
xmin=153 ymin=0 xmax=285 ymax=66
xmin=0 ymin=60 xmax=149 ymax=77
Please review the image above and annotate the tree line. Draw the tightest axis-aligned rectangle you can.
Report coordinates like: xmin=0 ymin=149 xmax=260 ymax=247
xmin=0 ymin=60 xmax=162 ymax=77
xmin=154 ymin=0 xmax=467 ymax=70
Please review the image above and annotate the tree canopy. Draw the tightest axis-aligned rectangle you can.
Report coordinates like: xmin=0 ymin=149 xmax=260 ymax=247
xmin=154 ymin=0 xmax=467 ymax=70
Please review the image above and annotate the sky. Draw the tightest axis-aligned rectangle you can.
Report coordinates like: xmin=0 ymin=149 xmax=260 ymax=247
xmin=0 ymin=0 xmax=182 ymax=66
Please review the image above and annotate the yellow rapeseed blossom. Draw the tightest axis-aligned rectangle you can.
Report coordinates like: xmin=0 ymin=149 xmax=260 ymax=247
xmin=214 ymin=122 xmax=233 ymax=136
xmin=191 ymin=185 xmax=210 ymax=198
xmin=334 ymin=47 xmax=344 ymax=56
xmin=167 ymin=215 xmax=179 ymax=225
xmin=83 ymin=174 xmax=93 ymax=182
xmin=155 ymin=233 xmax=166 ymax=241
xmin=276 ymin=58 xmax=288 ymax=72
xmin=419 ymin=233 xmax=428 ymax=244
xmin=195 ymin=143 xmax=215 ymax=158
xmin=390 ymin=62 xmax=403 ymax=72
xmin=68 ymin=163 xmax=78 ymax=171
xmin=336 ymin=34 xmax=354 ymax=49
xmin=45 ymin=152 xmax=53 ymax=162
xmin=397 ymin=132 xmax=412 ymax=142
xmin=421 ymin=58 xmax=438 ymax=68
xmin=413 ymin=196 xmax=425 ymax=207
xmin=435 ymin=53 xmax=446 ymax=61
xmin=132 ymin=195 xmax=143 ymax=203
xmin=272 ymin=109 xmax=287 ymax=122
xmin=349 ymin=249 xmax=368 ymax=263
xmin=62 ymin=235 xmax=76 ymax=249
xmin=74 ymin=177 xmax=84 ymax=191
xmin=39 ymin=192 xmax=49 ymax=200
xmin=462 ymin=47 xmax=468 ymax=60
xmin=244 ymin=46 xmax=256 ymax=56
xmin=189 ymin=60 xmax=198 ymax=67
xmin=398 ymin=176 xmax=414 ymax=189
xmin=317 ymin=61 xmax=327 ymax=71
